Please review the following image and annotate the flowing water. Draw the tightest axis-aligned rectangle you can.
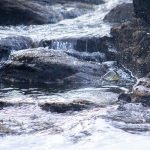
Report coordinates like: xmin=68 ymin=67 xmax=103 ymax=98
xmin=0 ymin=0 xmax=131 ymax=41
xmin=0 ymin=0 xmax=150 ymax=149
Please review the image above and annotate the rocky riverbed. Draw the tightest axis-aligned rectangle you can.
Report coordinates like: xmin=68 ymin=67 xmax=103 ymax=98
xmin=0 ymin=0 xmax=150 ymax=149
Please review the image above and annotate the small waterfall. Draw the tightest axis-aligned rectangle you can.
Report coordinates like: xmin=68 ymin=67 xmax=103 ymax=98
xmin=51 ymin=40 xmax=76 ymax=50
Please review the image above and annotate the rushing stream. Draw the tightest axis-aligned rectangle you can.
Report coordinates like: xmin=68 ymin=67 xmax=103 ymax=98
xmin=0 ymin=0 xmax=150 ymax=149
xmin=0 ymin=0 xmax=131 ymax=41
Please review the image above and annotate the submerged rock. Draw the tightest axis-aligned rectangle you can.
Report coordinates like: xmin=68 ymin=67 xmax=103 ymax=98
xmin=104 ymin=3 xmax=134 ymax=24
xmin=107 ymin=103 xmax=150 ymax=132
xmin=118 ymin=93 xmax=131 ymax=104
xmin=111 ymin=103 xmax=145 ymax=122
xmin=40 ymin=100 xmax=99 ymax=113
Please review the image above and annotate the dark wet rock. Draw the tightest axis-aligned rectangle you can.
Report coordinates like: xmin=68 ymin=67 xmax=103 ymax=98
xmin=40 ymin=100 xmax=99 ymax=113
xmin=0 ymin=0 xmax=100 ymax=25
xmin=104 ymin=3 xmax=134 ymax=24
xmin=118 ymin=93 xmax=131 ymax=104
xmin=111 ymin=18 xmax=150 ymax=77
xmin=132 ymin=77 xmax=150 ymax=106
xmin=0 ymin=101 xmax=13 ymax=109
xmin=0 ymin=36 xmax=33 ymax=58
xmin=74 ymin=37 xmax=109 ymax=53
xmin=0 ymin=0 xmax=53 ymax=25
xmin=0 ymin=48 xmax=109 ymax=86
xmin=40 ymin=37 xmax=109 ymax=52
xmin=0 ymin=36 xmax=33 ymax=63
xmin=133 ymin=0 xmax=150 ymax=24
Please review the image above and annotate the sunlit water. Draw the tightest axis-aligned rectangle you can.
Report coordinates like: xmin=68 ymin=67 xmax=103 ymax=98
xmin=0 ymin=0 xmax=150 ymax=149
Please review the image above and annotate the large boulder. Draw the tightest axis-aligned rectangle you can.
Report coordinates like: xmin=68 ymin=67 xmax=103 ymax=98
xmin=104 ymin=3 xmax=134 ymax=24
xmin=0 ymin=48 xmax=134 ymax=86
xmin=0 ymin=0 xmax=52 ymax=25
xmin=111 ymin=18 xmax=150 ymax=77
xmin=0 ymin=48 xmax=107 ymax=86
xmin=133 ymin=0 xmax=150 ymax=24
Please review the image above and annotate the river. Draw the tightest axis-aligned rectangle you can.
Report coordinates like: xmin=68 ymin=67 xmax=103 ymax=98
xmin=0 ymin=0 xmax=150 ymax=149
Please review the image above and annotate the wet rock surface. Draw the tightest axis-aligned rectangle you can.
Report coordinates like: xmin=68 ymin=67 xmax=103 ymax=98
xmin=133 ymin=0 xmax=150 ymax=24
xmin=107 ymin=0 xmax=150 ymax=114
xmin=0 ymin=36 xmax=33 ymax=60
xmin=111 ymin=18 xmax=150 ymax=77
xmin=40 ymin=37 xmax=114 ymax=52
xmin=118 ymin=93 xmax=132 ymax=104
xmin=0 ymin=48 xmax=78 ymax=84
xmin=104 ymin=3 xmax=134 ymax=24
